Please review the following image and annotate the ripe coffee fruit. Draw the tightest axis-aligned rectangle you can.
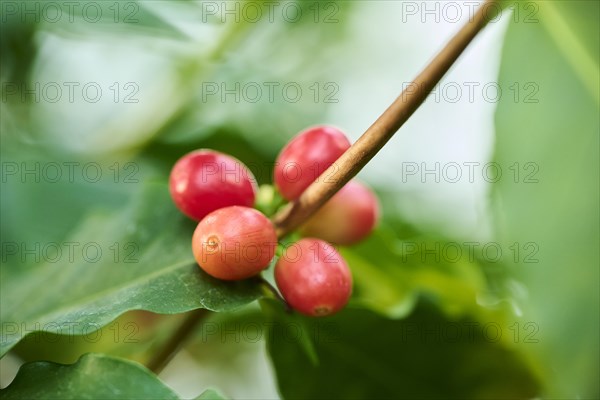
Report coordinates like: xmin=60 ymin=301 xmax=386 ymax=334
xmin=274 ymin=126 xmax=351 ymax=200
xmin=300 ymin=180 xmax=379 ymax=245
xmin=275 ymin=238 xmax=352 ymax=316
xmin=192 ymin=206 xmax=277 ymax=280
xmin=170 ymin=150 xmax=257 ymax=221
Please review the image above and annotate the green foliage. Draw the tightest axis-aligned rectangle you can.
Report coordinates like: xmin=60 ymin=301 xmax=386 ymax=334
xmin=10 ymin=311 xmax=184 ymax=366
xmin=0 ymin=183 xmax=263 ymax=356
xmin=264 ymin=300 xmax=540 ymax=399
xmin=1 ymin=353 xmax=224 ymax=399
xmin=493 ymin=1 xmax=599 ymax=397
xmin=341 ymin=226 xmax=500 ymax=320
xmin=0 ymin=0 xmax=597 ymax=398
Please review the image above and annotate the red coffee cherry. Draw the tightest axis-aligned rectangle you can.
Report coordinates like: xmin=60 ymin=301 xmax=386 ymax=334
xmin=300 ymin=180 xmax=379 ymax=245
xmin=275 ymin=238 xmax=352 ymax=316
xmin=192 ymin=206 xmax=277 ymax=280
xmin=274 ymin=126 xmax=351 ymax=200
xmin=170 ymin=150 xmax=257 ymax=221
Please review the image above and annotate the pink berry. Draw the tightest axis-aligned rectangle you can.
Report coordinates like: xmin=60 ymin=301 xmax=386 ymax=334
xmin=274 ymin=126 xmax=351 ymax=200
xmin=300 ymin=180 xmax=379 ymax=245
xmin=169 ymin=150 xmax=257 ymax=221
xmin=275 ymin=238 xmax=352 ymax=316
xmin=192 ymin=206 xmax=277 ymax=280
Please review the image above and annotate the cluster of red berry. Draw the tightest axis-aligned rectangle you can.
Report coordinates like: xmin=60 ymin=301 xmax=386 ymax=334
xmin=169 ymin=126 xmax=379 ymax=316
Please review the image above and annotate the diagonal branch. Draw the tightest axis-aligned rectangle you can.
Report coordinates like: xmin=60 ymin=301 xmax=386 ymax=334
xmin=147 ymin=308 xmax=211 ymax=374
xmin=273 ymin=0 xmax=500 ymax=238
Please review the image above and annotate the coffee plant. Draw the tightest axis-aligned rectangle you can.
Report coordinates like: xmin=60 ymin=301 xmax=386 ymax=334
xmin=1 ymin=1 xmax=597 ymax=399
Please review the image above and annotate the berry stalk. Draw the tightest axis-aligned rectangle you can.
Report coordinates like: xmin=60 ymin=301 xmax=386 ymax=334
xmin=272 ymin=0 xmax=500 ymax=239
xmin=147 ymin=308 xmax=210 ymax=374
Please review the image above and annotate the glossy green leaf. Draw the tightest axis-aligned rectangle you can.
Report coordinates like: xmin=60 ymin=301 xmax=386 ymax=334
xmin=264 ymin=300 xmax=540 ymax=399
xmin=1 ymin=353 xmax=178 ymax=399
xmin=1 ymin=352 xmax=228 ymax=400
xmin=0 ymin=183 xmax=263 ymax=357
xmin=493 ymin=1 xmax=599 ymax=397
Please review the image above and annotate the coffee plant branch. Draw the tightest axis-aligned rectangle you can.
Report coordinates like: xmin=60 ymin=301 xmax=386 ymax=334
xmin=272 ymin=0 xmax=500 ymax=238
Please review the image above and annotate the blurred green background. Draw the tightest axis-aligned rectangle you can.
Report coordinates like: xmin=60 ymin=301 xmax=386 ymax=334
xmin=1 ymin=1 xmax=598 ymax=399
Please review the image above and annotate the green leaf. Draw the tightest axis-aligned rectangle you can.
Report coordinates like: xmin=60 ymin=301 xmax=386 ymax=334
xmin=493 ymin=1 xmax=599 ymax=397
xmin=264 ymin=300 xmax=540 ymax=399
xmin=194 ymin=389 xmax=227 ymax=400
xmin=40 ymin=1 xmax=191 ymax=39
xmin=10 ymin=311 xmax=183 ymax=366
xmin=255 ymin=299 xmax=319 ymax=366
xmin=0 ymin=353 xmax=179 ymax=399
xmin=0 ymin=183 xmax=262 ymax=357
xmin=341 ymin=226 xmax=499 ymax=320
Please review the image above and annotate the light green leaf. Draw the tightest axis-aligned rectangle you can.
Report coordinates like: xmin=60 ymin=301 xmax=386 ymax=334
xmin=1 ymin=353 xmax=179 ymax=399
xmin=341 ymin=226 xmax=499 ymax=320
xmin=39 ymin=1 xmax=192 ymax=39
xmin=493 ymin=1 xmax=599 ymax=397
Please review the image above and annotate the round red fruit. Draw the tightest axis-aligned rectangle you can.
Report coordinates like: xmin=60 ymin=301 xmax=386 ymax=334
xmin=275 ymin=238 xmax=352 ymax=317
xmin=300 ymin=180 xmax=379 ymax=245
xmin=170 ymin=150 xmax=257 ymax=221
xmin=192 ymin=206 xmax=277 ymax=280
xmin=274 ymin=126 xmax=351 ymax=200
